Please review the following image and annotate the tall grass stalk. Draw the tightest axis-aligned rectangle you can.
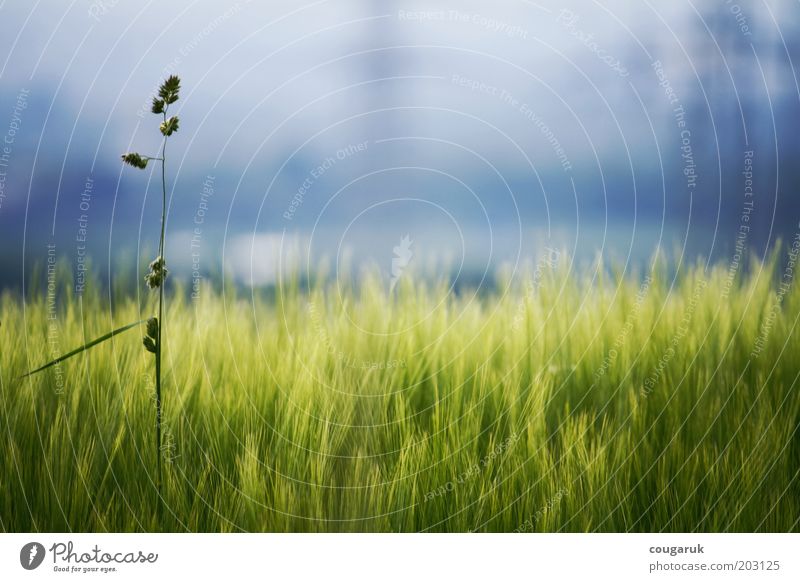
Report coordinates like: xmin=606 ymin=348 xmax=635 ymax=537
xmin=154 ymin=81 xmax=173 ymax=496
xmin=122 ymin=74 xmax=181 ymax=498
xmin=22 ymin=75 xmax=182 ymax=504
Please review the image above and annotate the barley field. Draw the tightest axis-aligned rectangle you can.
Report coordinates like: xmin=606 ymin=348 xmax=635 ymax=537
xmin=1 ymin=253 xmax=799 ymax=532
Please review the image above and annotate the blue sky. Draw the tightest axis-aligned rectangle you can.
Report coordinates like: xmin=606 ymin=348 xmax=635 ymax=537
xmin=0 ymin=0 xmax=798 ymax=288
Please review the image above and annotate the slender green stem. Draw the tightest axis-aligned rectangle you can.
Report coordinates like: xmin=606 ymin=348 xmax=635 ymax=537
xmin=155 ymin=109 xmax=168 ymax=498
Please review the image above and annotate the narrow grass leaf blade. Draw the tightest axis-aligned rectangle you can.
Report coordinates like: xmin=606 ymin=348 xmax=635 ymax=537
xmin=20 ymin=320 xmax=144 ymax=378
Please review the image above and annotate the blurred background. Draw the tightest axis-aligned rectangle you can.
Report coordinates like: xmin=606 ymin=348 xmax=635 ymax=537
xmin=0 ymin=0 xmax=798 ymax=290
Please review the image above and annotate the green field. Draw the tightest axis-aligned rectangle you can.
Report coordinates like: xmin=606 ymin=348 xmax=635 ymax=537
xmin=1 ymin=253 xmax=799 ymax=532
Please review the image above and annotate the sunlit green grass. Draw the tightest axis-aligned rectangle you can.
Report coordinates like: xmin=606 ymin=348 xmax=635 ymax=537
xmin=1 ymin=253 xmax=799 ymax=532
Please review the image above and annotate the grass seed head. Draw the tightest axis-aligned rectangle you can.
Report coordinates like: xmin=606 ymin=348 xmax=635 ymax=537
xmin=146 ymin=317 xmax=159 ymax=339
xmin=159 ymin=116 xmax=179 ymax=136
xmin=145 ymin=256 xmax=168 ymax=289
xmin=158 ymin=75 xmax=181 ymax=104
xmin=151 ymin=97 xmax=165 ymax=114
xmin=143 ymin=336 xmax=157 ymax=354
xmin=121 ymin=152 xmax=148 ymax=169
